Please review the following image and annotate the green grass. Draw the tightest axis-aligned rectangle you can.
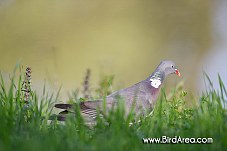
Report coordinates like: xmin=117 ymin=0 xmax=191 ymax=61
xmin=0 ymin=68 xmax=226 ymax=151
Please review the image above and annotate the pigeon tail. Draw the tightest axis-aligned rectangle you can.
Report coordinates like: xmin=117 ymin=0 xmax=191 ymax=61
xmin=54 ymin=102 xmax=104 ymax=121
xmin=55 ymin=103 xmax=72 ymax=109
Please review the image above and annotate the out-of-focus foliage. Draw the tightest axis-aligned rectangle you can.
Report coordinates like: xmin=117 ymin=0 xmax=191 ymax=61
xmin=0 ymin=0 xmax=211 ymax=95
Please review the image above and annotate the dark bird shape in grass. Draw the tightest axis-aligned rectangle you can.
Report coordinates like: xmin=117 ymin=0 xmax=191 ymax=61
xmin=54 ymin=60 xmax=180 ymax=122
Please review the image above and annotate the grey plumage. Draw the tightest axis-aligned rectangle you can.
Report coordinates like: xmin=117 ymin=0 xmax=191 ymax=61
xmin=54 ymin=60 xmax=180 ymax=121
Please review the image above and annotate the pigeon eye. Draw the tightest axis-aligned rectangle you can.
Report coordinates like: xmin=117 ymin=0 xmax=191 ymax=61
xmin=171 ymin=65 xmax=174 ymax=68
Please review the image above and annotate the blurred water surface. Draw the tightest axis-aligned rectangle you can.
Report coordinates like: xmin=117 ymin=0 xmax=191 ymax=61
xmin=198 ymin=0 xmax=227 ymax=93
xmin=0 ymin=0 xmax=224 ymax=99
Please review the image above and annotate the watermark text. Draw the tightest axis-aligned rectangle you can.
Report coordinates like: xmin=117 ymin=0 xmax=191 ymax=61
xmin=142 ymin=136 xmax=213 ymax=144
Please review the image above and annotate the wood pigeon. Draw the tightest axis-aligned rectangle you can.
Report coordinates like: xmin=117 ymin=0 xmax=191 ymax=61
xmin=54 ymin=60 xmax=180 ymax=121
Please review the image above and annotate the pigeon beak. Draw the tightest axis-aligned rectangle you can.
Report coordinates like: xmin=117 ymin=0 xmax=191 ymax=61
xmin=175 ymin=69 xmax=181 ymax=77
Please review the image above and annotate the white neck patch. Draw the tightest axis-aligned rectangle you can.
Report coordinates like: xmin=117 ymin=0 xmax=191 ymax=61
xmin=150 ymin=78 xmax=161 ymax=88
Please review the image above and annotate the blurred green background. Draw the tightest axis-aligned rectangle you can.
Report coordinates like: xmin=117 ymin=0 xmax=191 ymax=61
xmin=0 ymin=0 xmax=226 ymax=99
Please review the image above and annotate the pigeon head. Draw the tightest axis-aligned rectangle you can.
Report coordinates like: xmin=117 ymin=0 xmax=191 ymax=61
xmin=158 ymin=60 xmax=181 ymax=77
xmin=148 ymin=60 xmax=180 ymax=89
